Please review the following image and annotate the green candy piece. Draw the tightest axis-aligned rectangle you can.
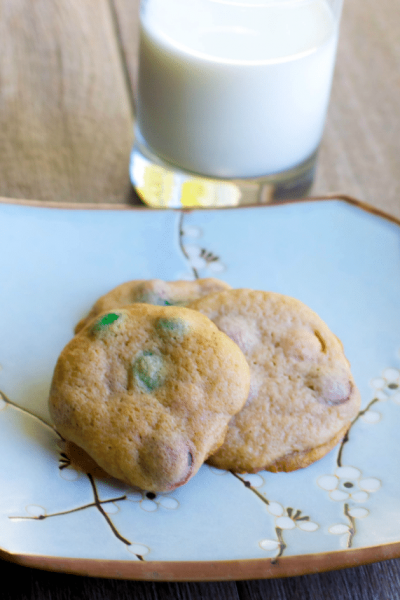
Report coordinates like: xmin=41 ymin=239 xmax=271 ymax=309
xmin=92 ymin=312 xmax=120 ymax=333
xmin=133 ymin=351 xmax=165 ymax=391
xmin=156 ymin=317 xmax=189 ymax=339
xmin=135 ymin=292 xmax=173 ymax=307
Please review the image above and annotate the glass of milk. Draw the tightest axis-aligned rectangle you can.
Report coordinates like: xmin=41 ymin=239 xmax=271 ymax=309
xmin=130 ymin=0 xmax=343 ymax=207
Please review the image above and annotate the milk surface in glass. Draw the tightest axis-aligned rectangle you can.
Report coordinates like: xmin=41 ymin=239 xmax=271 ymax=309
xmin=137 ymin=0 xmax=339 ymax=179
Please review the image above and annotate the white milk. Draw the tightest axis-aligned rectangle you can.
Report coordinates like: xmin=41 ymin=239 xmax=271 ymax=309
xmin=136 ymin=0 xmax=339 ymax=178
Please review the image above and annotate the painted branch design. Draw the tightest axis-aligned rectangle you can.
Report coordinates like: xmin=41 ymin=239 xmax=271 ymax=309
xmin=178 ymin=213 xmax=225 ymax=278
xmin=344 ymin=503 xmax=357 ymax=549
xmin=337 ymin=398 xmax=380 ymax=468
xmin=1 ymin=391 xmax=146 ymax=560
xmin=178 ymin=212 xmax=199 ymax=280
xmin=232 ymin=472 xmax=318 ymax=562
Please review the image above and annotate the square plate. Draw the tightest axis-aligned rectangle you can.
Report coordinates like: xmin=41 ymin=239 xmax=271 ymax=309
xmin=1 ymin=196 xmax=400 ymax=580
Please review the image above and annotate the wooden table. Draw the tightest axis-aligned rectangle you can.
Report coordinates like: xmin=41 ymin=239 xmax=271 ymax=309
xmin=1 ymin=1 xmax=399 ymax=598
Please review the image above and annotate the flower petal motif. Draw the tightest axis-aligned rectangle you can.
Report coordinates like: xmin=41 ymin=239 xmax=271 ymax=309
xmin=329 ymin=523 xmax=350 ymax=535
xmin=103 ymin=502 xmax=120 ymax=515
xmin=297 ymin=520 xmax=319 ymax=532
xmin=371 ymin=377 xmax=385 ymax=389
xmin=59 ymin=468 xmax=80 ymax=481
xmin=158 ymin=496 xmax=179 ymax=510
xmin=392 ymin=392 xmax=400 ymax=404
xmin=181 ymin=223 xmax=226 ymax=274
xmin=329 ymin=489 xmax=349 ymax=502
xmin=276 ymin=516 xmax=296 ymax=530
xmin=184 ymin=244 xmax=202 ymax=258
xmin=207 ymin=465 xmax=228 ymax=476
xmin=126 ymin=492 xmax=143 ymax=503
xmin=359 ymin=478 xmax=381 ymax=492
xmin=126 ymin=491 xmax=179 ymax=512
xmin=26 ymin=505 xmax=46 ymax=517
xmin=361 ymin=411 xmax=381 ymax=424
xmin=243 ymin=474 xmax=264 ymax=488
xmin=260 ymin=539 xmax=280 ymax=551
xmin=140 ymin=499 xmax=158 ymax=512
xmin=317 ymin=475 xmax=339 ymax=491
xmin=190 ymin=256 xmax=207 ymax=270
xmin=382 ymin=368 xmax=400 ymax=382
xmin=335 ymin=466 xmax=361 ymax=480
xmin=127 ymin=543 xmax=150 ymax=557
xmin=266 ymin=502 xmax=284 ymax=517
xmin=319 ymin=460 xmax=381 ymax=518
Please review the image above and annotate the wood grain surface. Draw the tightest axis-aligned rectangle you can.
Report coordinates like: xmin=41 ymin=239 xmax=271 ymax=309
xmin=0 ymin=0 xmax=134 ymax=203
xmin=2 ymin=557 xmax=400 ymax=600
xmin=314 ymin=0 xmax=400 ymax=219
xmin=0 ymin=0 xmax=400 ymax=598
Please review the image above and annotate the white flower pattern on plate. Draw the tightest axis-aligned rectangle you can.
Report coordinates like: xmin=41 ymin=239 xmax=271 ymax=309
xmin=259 ymin=505 xmax=319 ymax=561
xmin=233 ymin=473 xmax=318 ymax=562
xmin=317 ymin=466 xmax=381 ymax=503
xmin=127 ymin=491 xmax=180 ymax=512
xmin=370 ymin=368 xmax=400 ymax=403
xmin=179 ymin=215 xmax=226 ymax=278
xmin=357 ymin=366 xmax=400 ymax=423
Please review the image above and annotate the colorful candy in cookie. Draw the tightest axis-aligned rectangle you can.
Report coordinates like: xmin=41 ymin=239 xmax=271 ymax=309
xmin=189 ymin=289 xmax=361 ymax=474
xmin=75 ymin=278 xmax=231 ymax=333
xmin=49 ymin=304 xmax=250 ymax=492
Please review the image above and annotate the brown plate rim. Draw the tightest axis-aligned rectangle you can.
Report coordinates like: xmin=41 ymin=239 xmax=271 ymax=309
xmin=2 ymin=541 xmax=400 ymax=581
xmin=0 ymin=193 xmax=399 ymax=228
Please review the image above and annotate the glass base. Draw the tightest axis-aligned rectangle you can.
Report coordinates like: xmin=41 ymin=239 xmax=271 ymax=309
xmin=130 ymin=140 xmax=317 ymax=208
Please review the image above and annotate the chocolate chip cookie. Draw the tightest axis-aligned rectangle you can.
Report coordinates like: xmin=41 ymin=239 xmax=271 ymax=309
xmin=75 ymin=278 xmax=231 ymax=333
xmin=50 ymin=303 xmax=250 ymax=491
xmin=189 ymin=289 xmax=361 ymax=473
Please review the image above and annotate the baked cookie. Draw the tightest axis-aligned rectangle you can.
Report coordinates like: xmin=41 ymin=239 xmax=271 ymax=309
xmin=75 ymin=278 xmax=231 ymax=333
xmin=49 ymin=303 xmax=250 ymax=492
xmin=189 ymin=289 xmax=361 ymax=474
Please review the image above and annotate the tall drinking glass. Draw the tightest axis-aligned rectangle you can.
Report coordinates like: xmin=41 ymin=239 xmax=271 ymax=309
xmin=130 ymin=0 xmax=343 ymax=207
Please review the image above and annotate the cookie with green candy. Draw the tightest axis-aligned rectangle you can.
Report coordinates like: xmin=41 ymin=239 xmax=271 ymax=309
xmin=75 ymin=278 xmax=231 ymax=333
xmin=189 ymin=289 xmax=361 ymax=474
xmin=49 ymin=303 xmax=250 ymax=492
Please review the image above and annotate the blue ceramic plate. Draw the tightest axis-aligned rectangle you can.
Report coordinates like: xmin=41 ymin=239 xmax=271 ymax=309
xmin=0 ymin=196 xmax=399 ymax=580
